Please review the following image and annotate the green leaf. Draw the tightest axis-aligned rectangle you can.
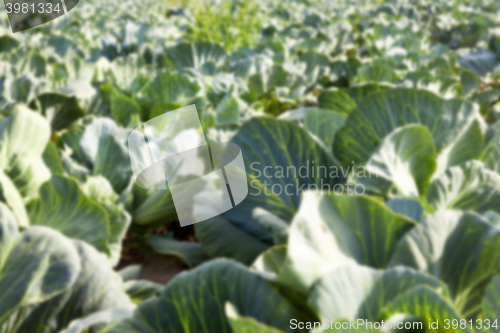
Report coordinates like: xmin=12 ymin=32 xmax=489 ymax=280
xmin=0 ymin=105 xmax=51 ymax=198
xmin=308 ymin=264 xmax=443 ymax=322
xmin=251 ymin=245 xmax=287 ymax=279
xmin=459 ymin=68 xmax=481 ymax=96
xmin=356 ymin=64 xmax=398 ymax=84
xmin=110 ymin=90 xmax=141 ymax=127
xmin=165 ymin=42 xmax=227 ymax=74
xmin=107 ymin=259 xmax=296 ymax=333
xmin=195 ymin=216 xmax=270 ymax=265
xmin=246 ymin=65 xmax=297 ymax=101
xmin=389 ymin=210 xmax=500 ymax=316
xmin=10 ymin=76 xmax=32 ymax=103
xmin=229 ymin=117 xmax=340 ymax=222
xmin=427 ymin=161 xmax=500 ymax=215
xmin=195 ymin=117 xmax=341 ymax=264
xmin=93 ymin=134 xmax=133 ymax=194
xmin=334 ymin=88 xmax=484 ymax=170
xmin=0 ymin=170 xmax=29 ymax=228
xmin=484 ymin=212 xmax=500 ymax=226
xmin=482 ymin=276 xmax=500 ymax=329
xmin=435 ymin=119 xmax=485 ymax=176
xmin=102 ymin=82 xmax=141 ymax=127
xmin=30 ymin=93 xmax=85 ymax=131
xmin=481 ymin=133 xmax=500 ymax=173
xmin=82 ymin=176 xmax=131 ymax=266
xmin=148 ymin=235 xmax=210 ymax=267
xmin=0 ymin=35 xmax=20 ymax=53
xmin=317 ymin=90 xmax=357 ymax=116
xmin=317 ymin=85 xmax=391 ymax=116
xmin=384 ymin=286 xmax=471 ymax=333
xmin=279 ymin=192 xmax=416 ymax=293
xmin=459 ymin=50 xmax=500 ymax=76
xmin=124 ymin=280 xmax=163 ymax=302
xmin=118 ymin=265 xmax=142 ymax=282
xmin=0 ymin=203 xmax=19 ymax=263
xmin=226 ymin=303 xmax=285 ymax=333
xmin=132 ymin=187 xmax=177 ymax=225
xmin=0 ymin=219 xmax=80 ymax=325
xmin=29 ymin=176 xmax=111 ymax=256
xmin=60 ymin=308 xmax=134 ymax=333
xmin=252 ymin=208 xmax=289 ymax=245
xmin=27 ymin=53 xmax=47 ymax=77
xmin=386 ymin=198 xmax=425 ymax=223
xmin=142 ymin=72 xmax=200 ymax=105
xmin=17 ymin=240 xmax=134 ymax=332
xmin=279 ymin=107 xmax=346 ymax=152
xmin=355 ymin=124 xmax=437 ymax=197
xmin=42 ymin=142 xmax=65 ymax=176
xmin=215 ymin=93 xmax=244 ymax=125
xmin=63 ymin=117 xmax=128 ymax=167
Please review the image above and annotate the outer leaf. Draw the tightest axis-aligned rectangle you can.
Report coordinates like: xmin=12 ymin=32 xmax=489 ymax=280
xmin=278 ymin=108 xmax=346 ymax=151
xmin=60 ymin=308 xmax=134 ymax=333
xmin=386 ymin=198 xmax=424 ymax=223
xmin=30 ymin=93 xmax=85 ymax=131
xmin=279 ymin=192 xmax=416 ymax=293
xmin=165 ymin=42 xmax=227 ymax=74
xmin=107 ymin=259 xmax=296 ymax=333
xmin=42 ymin=142 xmax=65 ymax=176
xmin=308 ymin=264 xmax=443 ymax=322
xmin=482 ymin=276 xmax=500 ymax=329
xmin=0 ymin=170 xmax=29 ymax=227
xmin=481 ymin=134 xmax=500 ymax=173
xmin=0 ymin=105 xmax=51 ymax=198
xmin=0 ymin=222 xmax=80 ymax=325
xmin=251 ymin=245 xmax=287 ymax=279
xmin=427 ymin=161 xmax=500 ymax=214
xmin=93 ymin=134 xmax=133 ymax=194
xmin=389 ymin=210 xmax=500 ymax=316
xmin=435 ymin=119 xmax=484 ymax=176
xmin=63 ymin=117 xmax=128 ymax=167
xmin=317 ymin=90 xmax=357 ymax=116
xmin=148 ymin=235 xmax=210 ymax=267
xmin=318 ymin=84 xmax=391 ymax=113
xmin=334 ymin=88 xmax=484 ymax=170
xmin=360 ymin=125 xmax=436 ymax=197
xmin=356 ymin=124 xmax=436 ymax=197
xmin=142 ymin=72 xmax=200 ymax=106
xmin=356 ymin=64 xmax=398 ymax=84
xmin=384 ymin=286 xmax=471 ymax=333
xmin=82 ymin=176 xmax=131 ymax=266
xmin=124 ymin=280 xmax=163 ymax=302
xmin=110 ymin=91 xmax=141 ymax=127
xmin=0 ymin=203 xmax=17 ymax=264
xmin=229 ymin=117 xmax=340 ymax=223
xmin=29 ymin=176 xmax=110 ymax=255
xmin=17 ymin=241 xmax=134 ymax=332
xmin=118 ymin=265 xmax=142 ymax=282
xmin=458 ymin=50 xmax=500 ymax=76
xmin=195 ymin=216 xmax=270 ymax=265
xmin=226 ymin=303 xmax=285 ymax=333
xmin=215 ymin=93 xmax=243 ymax=125
xmin=132 ymin=188 xmax=177 ymax=225
xmin=194 ymin=117 xmax=341 ymax=264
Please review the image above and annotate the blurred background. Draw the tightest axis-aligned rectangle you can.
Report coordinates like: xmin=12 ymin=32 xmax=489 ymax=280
xmin=1 ymin=0 xmax=500 ymax=331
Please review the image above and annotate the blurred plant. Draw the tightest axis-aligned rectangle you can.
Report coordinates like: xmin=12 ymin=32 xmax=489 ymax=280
xmin=185 ymin=0 xmax=264 ymax=52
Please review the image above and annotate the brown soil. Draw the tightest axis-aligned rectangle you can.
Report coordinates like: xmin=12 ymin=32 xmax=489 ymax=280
xmin=117 ymin=253 xmax=187 ymax=285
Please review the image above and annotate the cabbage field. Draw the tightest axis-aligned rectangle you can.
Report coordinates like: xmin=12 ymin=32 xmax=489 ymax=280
xmin=1 ymin=0 xmax=500 ymax=331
